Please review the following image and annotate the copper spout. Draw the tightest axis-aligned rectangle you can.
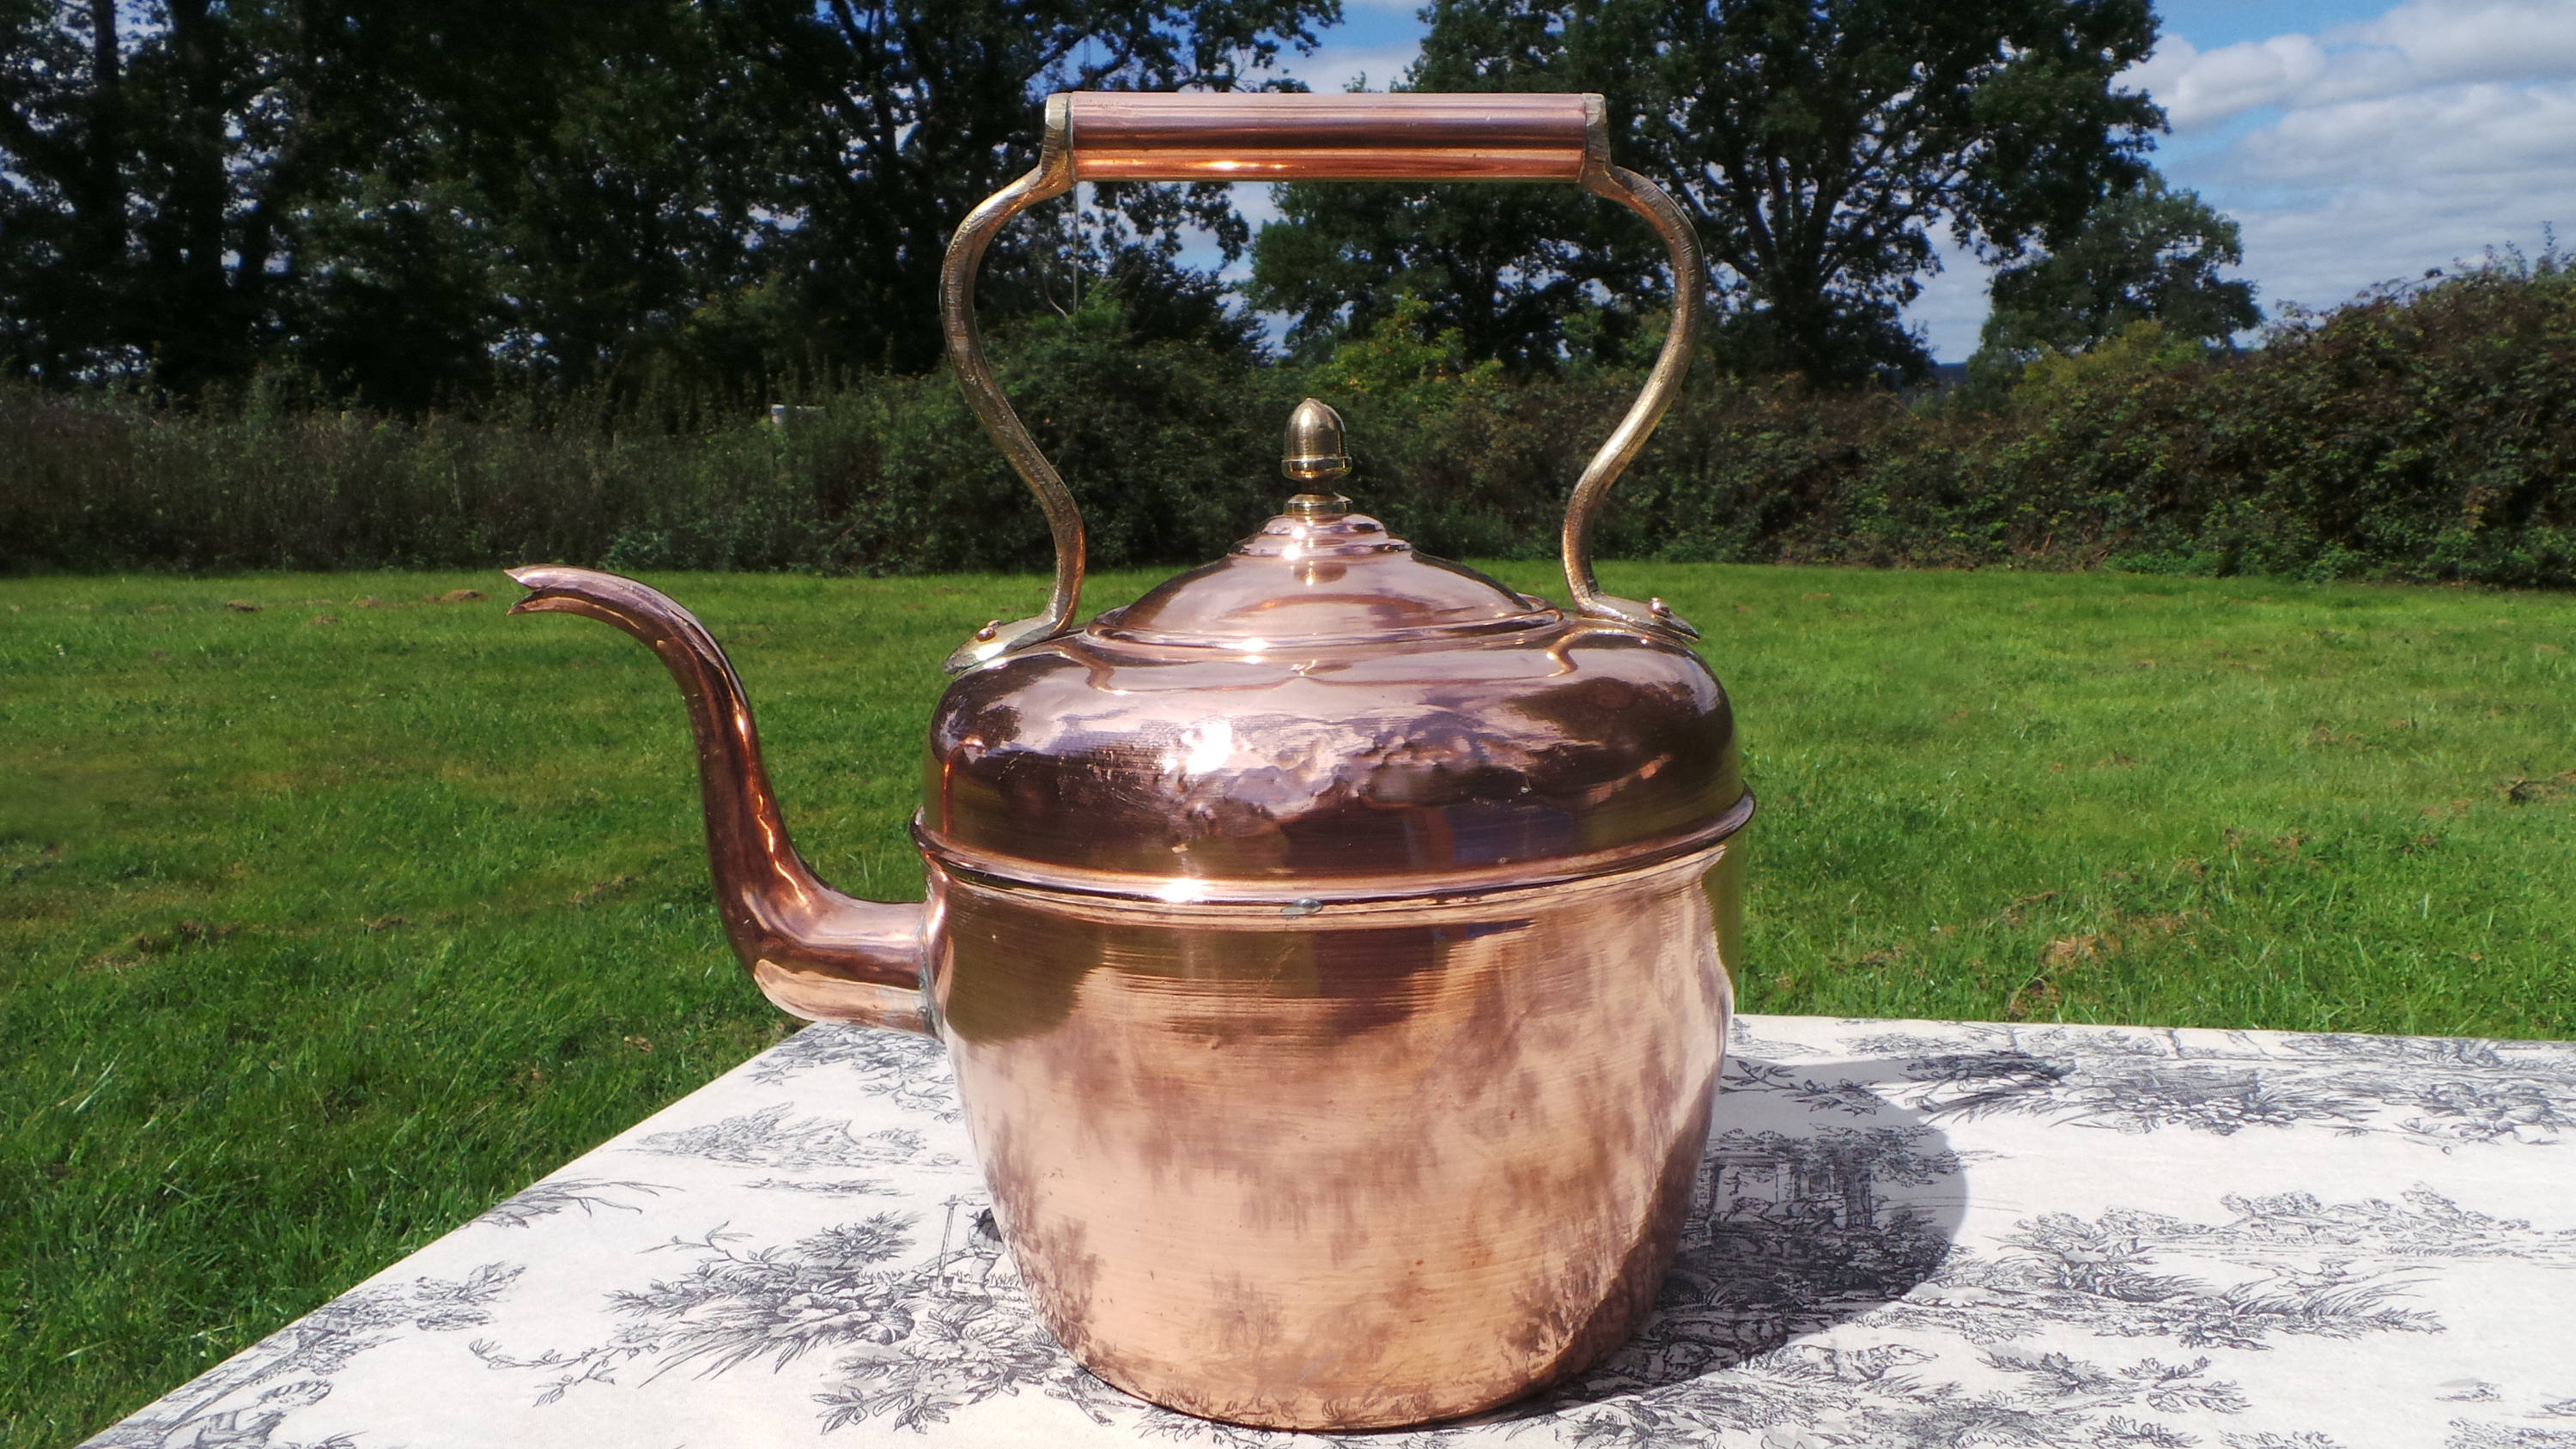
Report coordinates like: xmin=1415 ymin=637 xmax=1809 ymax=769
xmin=506 ymin=567 xmax=932 ymax=1034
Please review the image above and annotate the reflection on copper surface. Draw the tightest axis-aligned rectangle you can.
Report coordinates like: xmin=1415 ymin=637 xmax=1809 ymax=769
xmin=923 ymin=504 xmax=1741 ymax=896
xmin=1076 ymin=147 xmax=1591 ymax=182
xmin=507 ymin=506 xmax=1751 ymax=1424
xmin=1067 ymin=92 xmax=1593 ymax=181
xmin=510 ymin=89 xmax=1753 ymax=1432
xmin=1070 ymin=91 xmax=1594 ymax=151
xmin=937 ymin=846 xmax=1737 ymax=1428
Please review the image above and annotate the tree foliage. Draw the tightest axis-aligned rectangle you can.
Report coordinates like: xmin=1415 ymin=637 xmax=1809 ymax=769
xmin=0 ymin=0 xmax=1334 ymax=403
xmin=1246 ymin=173 xmax=1653 ymax=372
xmin=679 ymin=0 xmax=1332 ymax=378
xmin=0 ymin=0 xmax=700 ymax=397
xmin=1975 ymin=175 xmax=2260 ymax=373
xmin=1249 ymin=0 xmax=2164 ymax=385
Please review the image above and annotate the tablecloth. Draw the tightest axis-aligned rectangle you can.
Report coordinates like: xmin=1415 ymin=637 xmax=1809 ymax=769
xmin=86 ymin=1014 xmax=2576 ymax=1449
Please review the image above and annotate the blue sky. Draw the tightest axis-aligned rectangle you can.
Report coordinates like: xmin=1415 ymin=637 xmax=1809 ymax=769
xmin=1226 ymin=0 xmax=2576 ymax=360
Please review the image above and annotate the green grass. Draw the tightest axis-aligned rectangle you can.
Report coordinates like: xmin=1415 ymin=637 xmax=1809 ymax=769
xmin=5 ymin=561 xmax=2575 ymax=1442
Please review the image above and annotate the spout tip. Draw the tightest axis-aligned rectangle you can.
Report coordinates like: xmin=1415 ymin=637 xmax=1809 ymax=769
xmin=507 ymin=563 xmax=589 ymax=591
xmin=505 ymin=565 xmax=557 ymax=615
xmin=505 ymin=564 xmax=629 ymax=618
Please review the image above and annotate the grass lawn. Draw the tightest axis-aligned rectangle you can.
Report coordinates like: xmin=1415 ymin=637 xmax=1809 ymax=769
xmin=7 ymin=561 xmax=2576 ymax=1442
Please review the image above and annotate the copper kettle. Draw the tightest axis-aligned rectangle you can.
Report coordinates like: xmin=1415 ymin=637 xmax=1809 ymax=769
xmin=507 ymin=92 xmax=1749 ymax=1431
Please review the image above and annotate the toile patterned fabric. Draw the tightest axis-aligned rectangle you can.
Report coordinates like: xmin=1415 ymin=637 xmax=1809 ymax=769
xmin=88 ymin=1015 xmax=2576 ymax=1449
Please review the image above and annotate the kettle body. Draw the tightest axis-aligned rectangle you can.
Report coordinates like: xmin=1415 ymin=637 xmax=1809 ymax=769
xmin=507 ymin=90 xmax=1747 ymax=1430
xmin=934 ymin=849 xmax=1734 ymax=1426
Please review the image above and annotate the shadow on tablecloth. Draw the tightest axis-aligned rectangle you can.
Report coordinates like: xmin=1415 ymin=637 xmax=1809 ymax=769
xmin=1527 ymin=1053 xmax=1968 ymax=1416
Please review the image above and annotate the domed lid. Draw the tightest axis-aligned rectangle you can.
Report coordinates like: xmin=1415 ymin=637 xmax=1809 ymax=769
xmin=914 ymin=404 xmax=1748 ymax=902
xmin=1097 ymin=493 xmax=1556 ymax=650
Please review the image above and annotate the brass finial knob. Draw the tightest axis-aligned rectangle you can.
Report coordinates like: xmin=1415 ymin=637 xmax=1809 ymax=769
xmin=1281 ymin=397 xmax=1349 ymax=483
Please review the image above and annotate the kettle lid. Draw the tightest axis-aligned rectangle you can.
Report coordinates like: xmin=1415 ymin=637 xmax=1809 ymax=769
xmin=917 ymin=401 xmax=1747 ymax=903
xmin=1098 ymin=398 xmax=1550 ymax=650
xmin=1097 ymin=496 xmax=1555 ymax=651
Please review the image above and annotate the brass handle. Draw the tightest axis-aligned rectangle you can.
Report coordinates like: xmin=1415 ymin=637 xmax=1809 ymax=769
xmin=938 ymin=91 xmax=1704 ymax=671
xmin=1067 ymin=92 xmax=1594 ymax=181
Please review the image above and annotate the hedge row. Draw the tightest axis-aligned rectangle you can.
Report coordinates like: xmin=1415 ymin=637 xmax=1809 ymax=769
xmin=4 ymin=264 xmax=2570 ymax=586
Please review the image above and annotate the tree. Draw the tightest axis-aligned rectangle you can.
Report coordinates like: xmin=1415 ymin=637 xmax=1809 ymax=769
xmin=0 ymin=1 xmax=720 ymax=397
xmin=1974 ymin=174 xmax=2260 ymax=367
xmin=0 ymin=0 xmax=1335 ymax=402
xmin=1249 ymin=0 xmax=2164 ymax=385
xmin=1244 ymin=2 xmax=1665 ymax=370
xmin=689 ymin=0 xmax=1337 ymax=377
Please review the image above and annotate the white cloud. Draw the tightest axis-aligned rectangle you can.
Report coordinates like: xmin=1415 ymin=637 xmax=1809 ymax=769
xmin=2219 ymin=78 xmax=2576 ymax=308
xmin=2238 ymin=79 xmax=2576 ymax=186
xmin=2132 ymin=33 xmax=2330 ymax=128
xmin=2347 ymin=0 xmax=2576 ymax=88
xmin=2100 ymin=0 xmax=2576 ymax=324
xmin=1194 ymin=0 xmax=2570 ymax=358
xmin=2133 ymin=0 xmax=2576 ymax=128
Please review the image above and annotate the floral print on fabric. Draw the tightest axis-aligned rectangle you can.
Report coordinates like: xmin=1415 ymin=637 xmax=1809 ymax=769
xmin=90 ymin=1016 xmax=2576 ymax=1449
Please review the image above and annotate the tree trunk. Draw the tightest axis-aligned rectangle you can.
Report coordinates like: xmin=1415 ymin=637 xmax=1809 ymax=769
xmin=76 ymin=0 xmax=124 ymax=275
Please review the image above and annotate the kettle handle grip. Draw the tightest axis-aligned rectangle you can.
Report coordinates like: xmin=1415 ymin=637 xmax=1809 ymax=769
xmin=938 ymin=92 xmax=1704 ymax=670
